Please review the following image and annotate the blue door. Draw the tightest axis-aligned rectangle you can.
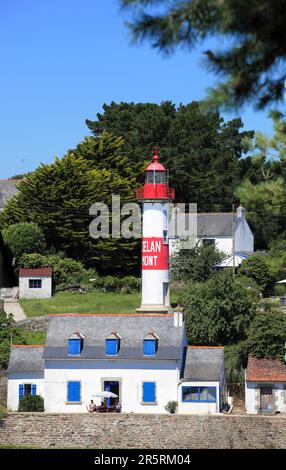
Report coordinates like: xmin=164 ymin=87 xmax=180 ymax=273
xmin=104 ymin=381 xmax=119 ymax=407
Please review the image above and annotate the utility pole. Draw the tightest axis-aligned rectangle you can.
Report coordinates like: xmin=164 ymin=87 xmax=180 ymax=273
xmin=232 ymin=203 xmax=235 ymax=277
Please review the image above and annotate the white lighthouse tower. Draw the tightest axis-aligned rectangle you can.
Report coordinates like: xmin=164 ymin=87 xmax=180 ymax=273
xmin=136 ymin=148 xmax=175 ymax=313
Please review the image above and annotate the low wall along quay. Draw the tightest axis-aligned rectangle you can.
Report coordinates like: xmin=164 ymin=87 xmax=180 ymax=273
xmin=0 ymin=413 xmax=286 ymax=449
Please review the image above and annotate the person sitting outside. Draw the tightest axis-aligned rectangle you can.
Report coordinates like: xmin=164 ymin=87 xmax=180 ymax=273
xmin=115 ymin=400 xmax=122 ymax=413
xmin=221 ymin=402 xmax=231 ymax=414
xmin=87 ymin=399 xmax=96 ymax=413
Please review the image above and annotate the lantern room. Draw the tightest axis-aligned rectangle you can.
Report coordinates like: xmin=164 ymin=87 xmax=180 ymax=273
xmin=136 ymin=148 xmax=175 ymax=201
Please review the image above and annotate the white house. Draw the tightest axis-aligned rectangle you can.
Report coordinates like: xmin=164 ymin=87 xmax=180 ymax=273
xmin=19 ymin=267 xmax=53 ymax=299
xmin=169 ymin=205 xmax=254 ymax=259
xmin=7 ymin=312 xmax=225 ymax=414
xmin=245 ymin=356 xmax=286 ymax=414
xmin=0 ymin=179 xmax=19 ymax=212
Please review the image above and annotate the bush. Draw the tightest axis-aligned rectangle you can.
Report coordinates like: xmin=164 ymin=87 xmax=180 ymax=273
xmin=180 ymin=271 xmax=259 ymax=345
xmin=239 ymin=256 xmax=274 ymax=296
xmin=18 ymin=395 xmax=44 ymax=412
xmin=18 ymin=253 xmax=96 ymax=287
xmin=244 ymin=302 xmax=286 ymax=361
xmin=170 ymin=244 xmax=225 ymax=282
xmin=92 ymin=275 xmax=140 ymax=293
xmin=2 ymin=223 xmax=46 ymax=260
xmin=165 ymin=401 xmax=178 ymax=414
xmin=0 ymin=311 xmax=26 ymax=369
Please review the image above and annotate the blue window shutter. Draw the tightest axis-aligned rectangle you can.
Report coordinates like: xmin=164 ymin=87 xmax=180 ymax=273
xmin=68 ymin=339 xmax=81 ymax=355
xmin=142 ymin=382 xmax=156 ymax=402
xmin=19 ymin=384 xmax=24 ymax=401
xmin=105 ymin=339 xmax=118 ymax=355
xmin=68 ymin=381 xmax=80 ymax=402
xmin=32 ymin=384 xmax=37 ymax=396
xmin=143 ymin=339 xmax=156 ymax=355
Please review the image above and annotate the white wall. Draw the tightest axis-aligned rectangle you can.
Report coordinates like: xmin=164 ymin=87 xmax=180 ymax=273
xmin=199 ymin=237 xmax=232 ymax=255
xmin=44 ymin=359 xmax=179 ymax=414
xmin=178 ymin=381 xmax=220 ymax=415
xmin=235 ymin=219 xmax=254 ymax=252
xmin=169 ymin=237 xmax=232 ymax=257
xmin=19 ymin=276 xmax=52 ymax=299
xmin=7 ymin=372 xmax=44 ymax=411
xmin=245 ymin=381 xmax=286 ymax=414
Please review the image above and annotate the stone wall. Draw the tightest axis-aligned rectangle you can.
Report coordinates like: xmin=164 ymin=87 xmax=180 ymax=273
xmin=16 ymin=315 xmax=49 ymax=332
xmin=0 ymin=413 xmax=286 ymax=449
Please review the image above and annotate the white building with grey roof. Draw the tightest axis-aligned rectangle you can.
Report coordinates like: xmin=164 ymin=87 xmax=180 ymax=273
xmin=7 ymin=312 xmax=225 ymax=414
xmin=169 ymin=205 xmax=254 ymax=259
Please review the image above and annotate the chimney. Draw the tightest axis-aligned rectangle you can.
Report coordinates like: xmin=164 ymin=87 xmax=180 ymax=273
xmin=236 ymin=204 xmax=245 ymax=219
xmin=174 ymin=303 xmax=184 ymax=327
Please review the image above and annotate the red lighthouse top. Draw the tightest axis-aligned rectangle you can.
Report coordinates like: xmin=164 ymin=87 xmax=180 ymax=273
xmin=136 ymin=147 xmax=175 ymax=201
xmin=145 ymin=149 xmax=166 ymax=172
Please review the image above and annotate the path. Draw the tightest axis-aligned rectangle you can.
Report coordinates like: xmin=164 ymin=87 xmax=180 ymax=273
xmin=4 ymin=298 xmax=26 ymax=322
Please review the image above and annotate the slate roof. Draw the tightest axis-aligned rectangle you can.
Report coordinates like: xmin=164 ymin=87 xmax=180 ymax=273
xmin=0 ymin=180 xmax=20 ymax=211
xmin=182 ymin=346 xmax=224 ymax=382
xmin=246 ymin=356 xmax=286 ymax=382
xmin=8 ymin=346 xmax=44 ymax=372
xmin=44 ymin=314 xmax=184 ymax=361
xmin=169 ymin=212 xmax=241 ymax=238
xmin=19 ymin=267 xmax=53 ymax=277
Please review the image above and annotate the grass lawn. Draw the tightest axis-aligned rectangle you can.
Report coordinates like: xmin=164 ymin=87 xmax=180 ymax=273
xmin=20 ymin=291 xmax=141 ymax=317
xmin=20 ymin=289 xmax=182 ymax=318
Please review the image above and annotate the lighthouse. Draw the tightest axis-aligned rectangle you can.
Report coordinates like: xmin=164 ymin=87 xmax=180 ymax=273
xmin=136 ymin=148 xmax=175 ymax=313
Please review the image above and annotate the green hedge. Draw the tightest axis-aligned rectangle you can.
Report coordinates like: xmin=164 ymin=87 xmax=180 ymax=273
xmin=93 ymin=276 xmax=140 ymax=293
xmin=18 ymin=395 xmax=44 ymax=412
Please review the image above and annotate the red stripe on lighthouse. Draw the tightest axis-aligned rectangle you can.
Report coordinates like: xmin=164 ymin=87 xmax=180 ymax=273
xmin=142 ymin=237 xmax=168 ymax=270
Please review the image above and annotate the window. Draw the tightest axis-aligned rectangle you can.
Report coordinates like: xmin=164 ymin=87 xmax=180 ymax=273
xmin=67 ymin=381 xmax=81 ymax=403
xmin=202 ymin=239 xmax=215 ymax=247
xmin=143 ymin=339 xmax=157 ymax=356
xmin=146 ymin=171 xmax=154 ymax=184
xmin=146 ymin=171 xmax=167 ymax=184
xmin=155 ymin=171 xmax=166 ymax=184
xmin=163 ymin=230 xmax=168 ymax=244
xmin=182 ymin=386 xmax=216 ymax=403
xmin=68 ymin=339 xmax=81 ymax=355
xmin=105 ymin=338 xmax=119 ymax=356
xmin=142 ymin=382 xmax=156 ymax=403
xmin=29 ymin=279 xmax=42 ymax=289
xmin=19 ymin=383 xmax=36 ymax=401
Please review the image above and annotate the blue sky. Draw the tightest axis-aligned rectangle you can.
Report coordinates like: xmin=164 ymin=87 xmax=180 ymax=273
xmin=0 ymin=0 xmax=276 ymax=178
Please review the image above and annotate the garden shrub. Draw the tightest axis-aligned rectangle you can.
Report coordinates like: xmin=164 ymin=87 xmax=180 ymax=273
xmin=18 ymin=395 xmax=44 ymax=412
xmin=165 ymin=401 xmax=178 ymax=414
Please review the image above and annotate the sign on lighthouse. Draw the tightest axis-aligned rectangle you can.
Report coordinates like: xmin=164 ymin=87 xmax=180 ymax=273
xmin=136 ymin=148 xmax=175 ymax=313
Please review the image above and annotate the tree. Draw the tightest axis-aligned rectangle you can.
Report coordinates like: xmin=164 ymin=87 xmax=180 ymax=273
xmin=0 ymin=134 xmax=138 ymax=274
xmin=180 ymin=271 xmax=258 ymax=345
xmin=244 ymin=302 xmax=286 ymax=361
xmin=121 ymin=1 xmax=286 ymax=109
xmin=2 ymin=223 xmax=47 ymax=261
xmin=170 ymin=243 xmax=224 ymax=282
xmin=236 ymin=111 xmax=286 ymax=248
xmin=239 ymin=256 xmax=275 ymax=296
xmin=0 ymin=311 xmax=26 ymax=368
xmin=87 ymin=101 xmax=252 ymax=209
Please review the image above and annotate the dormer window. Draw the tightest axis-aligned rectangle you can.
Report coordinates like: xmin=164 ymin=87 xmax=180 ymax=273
xmin=143 ymin=332 xmax=159 ymax=356
xmin=105 ymin=332 xmax=121 ymax=356
xmin=68 ymin=332 xmax=84 ymax=356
